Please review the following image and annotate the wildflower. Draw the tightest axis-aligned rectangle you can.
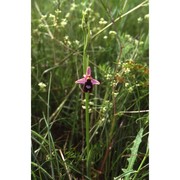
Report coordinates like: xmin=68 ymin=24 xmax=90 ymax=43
xmin=65 ymin=13 xmax=70 ymax=18
xmin=74 ymin=40 xmax=80 ymax=46
xmin=139 ymin=41 xmax=144 ymax=45
xmin=38 ymin=82 xmax=46 ymax=92
xmin=38 ymin=82 xmax=46 ymax=88
xmin=60 ymin=18 xmax=67 ymax=27
xmin=125 ymin=34 xmax=131 ymax=39
xmin=135 ymin=39 xmax=139 ymax=46
xmin=99 ymin=18 xmax=107 ymax=25
xmin=124 ymin=67 xmax=130 ymax=73
xmin=125 ymin=82 xmax=129 ymax=87
xmin=82 ymin=8 xmax=91 ymax=16
xmin=128 ymin=86 xmax=133 ymax=93
xmin=40 ymin=15 xmax=47 ymax=21
xmin=70 ymin=3 xmax=77 ymax=11
xmin=144 ymin=14 xmax=149 ymax=20
xmin=64 ymin=36 xmax=71 ymax=46
xmin=55 ymin=9 xmax=61 ymax=14
xmin=105 ymin=73 xmax=112 ymax=80
xmin=137 ymin=17 xmax=143 ymax=23
xmin=75 ymin=66 xmax=100 ymax=93
xmin=49 ymin=13 xmax=55 ymax=18
xmin=109 ymin=30 xmax=117 ymax=36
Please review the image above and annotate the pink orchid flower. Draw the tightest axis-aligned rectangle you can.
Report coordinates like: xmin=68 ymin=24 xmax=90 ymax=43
xmin=75 ymin=66 xmax=100 ymax=92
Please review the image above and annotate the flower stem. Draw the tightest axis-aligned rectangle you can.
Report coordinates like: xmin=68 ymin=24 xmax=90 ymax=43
xmin=85 ymin=93 xmax=90 ymax=152
xmin=85 ymin=93 xmax=90 ymax=176
xmin=82 ymin=8 xmax=91 ymax=178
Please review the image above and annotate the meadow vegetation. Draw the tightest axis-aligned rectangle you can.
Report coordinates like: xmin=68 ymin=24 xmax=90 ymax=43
xmin=31 ymin=0 xmax=149 ymax=179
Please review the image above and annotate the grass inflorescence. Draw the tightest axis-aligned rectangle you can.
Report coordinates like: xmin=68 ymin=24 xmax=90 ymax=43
xmin=32 ymin=0 xmax=149 ymax=179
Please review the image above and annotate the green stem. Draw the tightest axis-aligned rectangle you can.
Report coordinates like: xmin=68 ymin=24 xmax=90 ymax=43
xmin=85 ymin=93 xmax=90 ymax=153
xmin=82 ymin=7 xmax=91 ymax=178
xmin=46 ymin=73 xmax=55 ymax=179
xmin=85 ymin=93 xmax=90 ymax=177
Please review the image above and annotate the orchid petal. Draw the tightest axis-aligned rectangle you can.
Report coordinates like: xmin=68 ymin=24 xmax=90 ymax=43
xmin=86 ymin=66 xmax=91 ymax=76
xmin=91 ymin=78 xmax=100 ymax=85
xmin=75 ymin=77 xmax=86 ymax=84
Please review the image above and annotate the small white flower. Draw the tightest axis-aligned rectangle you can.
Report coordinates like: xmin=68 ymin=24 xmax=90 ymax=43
xmin=101 ymin=118 xmax=105 ymax=122
xmin=135 ymin=39 xmax=139 ymax=46
xmin=38 ymin=82 xmax=46 ymax=88
xmin=99 ymin=18 xmax=108 ymax=25
xmin=144 ymin=14 xmax=149 ymax=20
xmin=109 ymin=30 xmax=117 ymax=35
xmin=40 ymin=14 xmax=47 ymax=20
xmin=139 ymin=41 xmax=144 ymax=45
xmin=125 ymin=34 xmax=131 ymax=39
xmin=70 ymin=3 xmax=77 ymax=11
xmin=65 ymin=13 xmax=70 ymax=18
xmin=124 ymin=68 xmax=130 ymax=73
xmin=49 ymin=14 xmax=55 ymax=18
xmin=86 ymin=7 xmax=92 ymax=13
xmin=128 ymin=37 xmax=132 ymax=42
xmin=112 ymin=92 xmax=118 ymax=97
xmin=128 ymin=86 xmax=133 ymax=93
xmin=89 ymin=101 xmax=94 ymax=105
xmin=137 ymin=17 xmax=143 ymax=23
xmin=74 ymin=40 xmax=80 ymax=46
xmin=105 ymin=73 xmax=112 ymax=80
xmin=102 ymin=107 xmax=107 ymax=112
xmin=125 ymin=83 xmax=129 ymax=87
xmin=55 ymin=9 xmax=61 ymax=14
xmin=38 ymin=82 xmax=46 ymax=92
xmin=64 ymin=35 xmax=69 ymax=40
xmin=61 ymin=18 xmax=67 ymax=27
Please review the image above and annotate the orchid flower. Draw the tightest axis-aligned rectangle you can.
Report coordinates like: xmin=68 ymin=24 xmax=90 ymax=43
xmin=75 ymin=66 xmax=100 ymax=92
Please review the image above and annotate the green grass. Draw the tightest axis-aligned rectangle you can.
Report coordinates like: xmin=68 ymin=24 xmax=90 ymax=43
xmin=32 ymin=0 xmax=149 ymax=179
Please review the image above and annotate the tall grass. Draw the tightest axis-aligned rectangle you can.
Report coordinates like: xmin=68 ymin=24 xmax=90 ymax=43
xmin=32 ymin=0 xmax=149 ymax=179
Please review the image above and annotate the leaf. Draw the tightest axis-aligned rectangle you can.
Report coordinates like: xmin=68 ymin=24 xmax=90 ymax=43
xmin=122 ymin=128 xmax=144 ymax=180
xmin=114 ymin=169 xmax=137 ymax=180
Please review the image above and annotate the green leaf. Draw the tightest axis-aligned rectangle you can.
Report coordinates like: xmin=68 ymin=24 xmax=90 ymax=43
xmin=123 ymin=128 xmax=144 ymax=180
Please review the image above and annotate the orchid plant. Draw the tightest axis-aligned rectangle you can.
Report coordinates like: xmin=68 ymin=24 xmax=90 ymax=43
xmin=75 ymin=66 xmax=100 ymax=177
xmin=75 ymin=66 xmax=100 ymax=92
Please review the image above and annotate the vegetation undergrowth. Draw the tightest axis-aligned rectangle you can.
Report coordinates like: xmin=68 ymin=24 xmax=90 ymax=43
xmin=32 ymin=0 xmax=149 ymax=179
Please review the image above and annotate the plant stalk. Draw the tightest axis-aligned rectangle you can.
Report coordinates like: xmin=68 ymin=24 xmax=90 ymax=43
xmin=82 ymin=8 xmax=91 ymax=178
xmin=85 ymin=93 xmax=90 ymax=177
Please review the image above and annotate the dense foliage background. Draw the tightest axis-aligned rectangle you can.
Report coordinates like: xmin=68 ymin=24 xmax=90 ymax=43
xmin=31 ymin=0 xmax=149 ymax=179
